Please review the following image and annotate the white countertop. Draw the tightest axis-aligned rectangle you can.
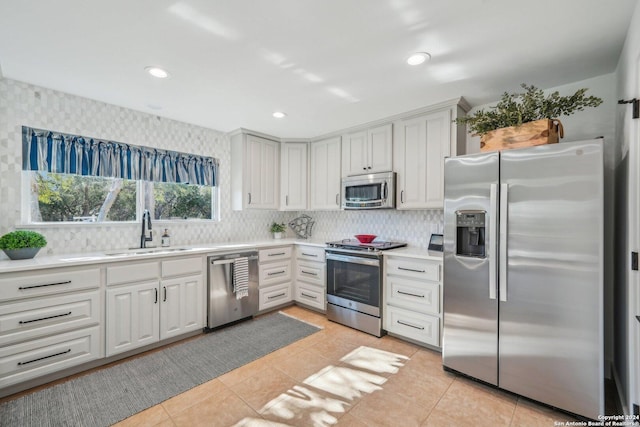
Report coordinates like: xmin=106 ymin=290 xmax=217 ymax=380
xmin=383 ymin=247 xmax=443 ymax=261
xmin=0 ymin=238 xmax=436 ymax=273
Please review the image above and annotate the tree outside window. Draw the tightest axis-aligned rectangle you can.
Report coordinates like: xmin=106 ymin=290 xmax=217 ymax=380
xmin=28 ymin=172 xmax=214 ymax=223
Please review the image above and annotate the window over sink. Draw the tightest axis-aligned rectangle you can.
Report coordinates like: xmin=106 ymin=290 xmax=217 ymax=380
xmin=21 ymin=126 xmax=219 ymax=224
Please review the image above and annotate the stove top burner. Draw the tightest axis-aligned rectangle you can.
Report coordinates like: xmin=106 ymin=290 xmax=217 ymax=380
xmin=326 ymin=239 xmax=407 ymax=252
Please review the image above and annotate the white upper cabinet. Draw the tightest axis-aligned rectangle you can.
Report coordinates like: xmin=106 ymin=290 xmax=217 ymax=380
xmin=394 ymin=101 xmax=466 ymax=209
xmin=280 ymin=142 xmax=308 ymax=211
xmin=342 ymin=124 xmax=393 ymax=176
xmin=231 ymin=131 xmax=280 ymax=210
xmin=309 ymin=136 xmax=342 ymax=210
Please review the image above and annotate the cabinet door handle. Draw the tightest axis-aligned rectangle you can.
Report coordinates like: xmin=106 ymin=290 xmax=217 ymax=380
xmin=268 ymin=293 xmax=286 ymax=299
xmin=268 ymin=270 xmax=286 ymax=276
xmin=19 ymin=280 xmax=71 ymax=290
xmin=286 ymin=195 xmax=289 ymax=206
xmin=248 ymin=193 xmax=252 ymax=204
xmin=301 ymin=270 xmax=318 ymax=276
xmin=397 ymin=290 xmax=425 ymax=298
xmin=368 ymin=166 xmax=372 ymax=169
xmin=301 ymin=253 xmax=318 ymax=257
xmin=398 ymin=266 xmax=426 ymax=273
xmin=400 ymin=190 xmax=404 ymax=204
xmin=18 ymin=349 xmax=71 ymax=366
xmin=336 ymin=193 xmax=340 ymax=206
xmin=362 ymin=167 xmax=367 ymax=170
xmin=397 ymin=320 xmax=425 ymax=330
xmin=163 ymin=286 xmax=167 ymax=302
xmin=19 ymin=311 xmax=72 ymax=324
xmin=301 ymin=292 xmax=317 ymax=299
xmin=155 ymin=288 xmax=158 ymax=304
xmin=268 ymin=252 xmax=286 ymax=257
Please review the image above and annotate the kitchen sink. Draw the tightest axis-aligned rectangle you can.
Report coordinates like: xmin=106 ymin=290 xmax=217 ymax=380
xmin=105 ymin=247 xmax=191 ymax=256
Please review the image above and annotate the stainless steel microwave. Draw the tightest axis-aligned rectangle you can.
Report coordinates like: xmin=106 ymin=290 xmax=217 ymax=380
xmin=342 ymin=171 xmax=396 ymax=209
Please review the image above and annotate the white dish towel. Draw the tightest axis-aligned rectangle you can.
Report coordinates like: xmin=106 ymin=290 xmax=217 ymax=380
xmin=233 ymin=257 xmax=249 ymax=300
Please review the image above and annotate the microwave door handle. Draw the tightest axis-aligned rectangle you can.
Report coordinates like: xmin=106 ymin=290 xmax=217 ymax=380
xmin=382 ymin=181 xmax=388 ymax=200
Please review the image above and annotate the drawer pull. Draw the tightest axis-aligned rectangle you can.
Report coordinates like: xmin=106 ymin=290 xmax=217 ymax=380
xmin=268 ymin=270 xmax=286 ymax=276
xmin=302 ymin=253 xmax=318 ymax=257
xmin=19 ymin=311 xmax=73 ymax=324
xmin=155 ymin=288 xmax=158 ymax=304
xmin=301 ymin=292 xmax=317 ymax=300
xmin=301 ymin=270 xmax=318 ymax=276
xmin=18 ymin=280 xmax=72 ymax=290
xmin=18 ymin=348 xmax=71 ymax=366
xmin=163 ymin=286 xmax=167 ymax=302
xmin=397 ymin=290 xmax=425 ymax=298
xmin=268 ymin=293 xmax=286 ymax=300
xmin=397 ymin=320 xmax=425 ymax=330
xmin=398 ymin=267 xmax=426 ymax=274
xmin=268 ymin=252 xmax=286 ymax=257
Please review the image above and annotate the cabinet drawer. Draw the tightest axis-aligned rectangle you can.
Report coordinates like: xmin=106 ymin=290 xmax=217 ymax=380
xmin=296 ymin=260 xmax=325 ymax=287
xmin=295 ymin=283 xmax=325 ymax=311
xmin=259 ymin=283 xmax=292 ymax=311
xmin=259 ymin=260 xmax=292 ymax=287
xmin=386 ymin=276 xmax=439 ymax=315
xmin=259 ymin=246 xmax=292 ymax=263
xmin=386 ymin=257 xmax=440 ymax=282
xmin=161 ymin=256 xmax=203 ymax=278
xmin=0 ymin=290 xmax=100 ymax=346
xmin=296 ymin=245 xmax=326 ymax=262
xmin=385 ymin=305 xmax=440 ymax=347
xmin=0 ymin=326 xmax=101 ymax=388
xmin=0 ymin=268 xmax=100 ymax=302
xmin=107 ymin=261 xmax=159 ymax=286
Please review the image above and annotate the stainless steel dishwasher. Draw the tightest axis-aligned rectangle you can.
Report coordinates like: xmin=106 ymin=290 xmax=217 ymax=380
xmin=206 ymin=251 xmax=259 ymax=330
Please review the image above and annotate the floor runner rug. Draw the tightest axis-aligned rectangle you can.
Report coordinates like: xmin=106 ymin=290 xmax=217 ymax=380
xmin=0 ymin=311 xmax=321 ymax=426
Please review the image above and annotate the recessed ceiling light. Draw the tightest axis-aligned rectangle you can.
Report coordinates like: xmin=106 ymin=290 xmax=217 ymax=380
xmin=406 ymin=52 xmax=431 ymax=66
xmin=272 ymin=111 xmax=287 ymax=119
xmin=145 ymin=66 xmax=170 ymax=79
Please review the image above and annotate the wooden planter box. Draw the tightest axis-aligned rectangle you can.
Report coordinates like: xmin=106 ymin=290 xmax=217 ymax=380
xmin=480 ymin=118 xmax=564 ymax=152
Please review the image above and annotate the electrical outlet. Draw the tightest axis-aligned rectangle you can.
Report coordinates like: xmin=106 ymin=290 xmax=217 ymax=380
xmin=633 ymin=252 xmax=639 ymax=271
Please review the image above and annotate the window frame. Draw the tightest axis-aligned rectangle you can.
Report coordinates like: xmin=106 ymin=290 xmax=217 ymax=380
xmin=20 ymin=171 xmax=220 ymax=226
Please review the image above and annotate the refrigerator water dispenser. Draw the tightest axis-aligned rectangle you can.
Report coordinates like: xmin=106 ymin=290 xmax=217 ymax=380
xmin=455 ymin=211 xmax=486 ymax=258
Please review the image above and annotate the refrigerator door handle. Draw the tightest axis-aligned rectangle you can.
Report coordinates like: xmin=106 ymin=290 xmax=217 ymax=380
xmin=489 ymin=183 xmax=498 ymax=300
xmin=499 ymin=183 xmax=509 ymax=302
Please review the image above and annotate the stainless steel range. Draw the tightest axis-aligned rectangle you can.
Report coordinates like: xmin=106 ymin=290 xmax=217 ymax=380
xmin=325 ymin=239 xmax=406 ymax=336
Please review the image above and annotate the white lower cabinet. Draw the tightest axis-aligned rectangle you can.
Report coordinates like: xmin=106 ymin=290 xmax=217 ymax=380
xmin=0 ymin=326 xmax=101 ymax=388
xmin=386 ymin=305 xmax=439 ymax=346
xmin=159 ymin=274 xmax=203 ymax=340
xmin=384 ymin=254 xmax=443 ymax=349
xmin=106 ymin=280 xmax=160 ymax=356
xmin=0 ymin=266 xmax=102 ymax=390
xmin=106 ymin=256 xmax=204 ymax=357
xmin=294 ymin=245 xmax=326 ymax=311
xmin=258 ymin=247 xmax=293 ymax=312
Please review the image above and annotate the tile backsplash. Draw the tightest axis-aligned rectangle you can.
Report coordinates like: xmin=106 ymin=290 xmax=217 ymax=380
xmin=0 ymin=77 xmax=443 ymax=256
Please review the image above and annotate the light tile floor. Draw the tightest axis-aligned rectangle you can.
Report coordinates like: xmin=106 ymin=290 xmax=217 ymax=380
xmin=110 ymin=305 xmax=584 ymax=427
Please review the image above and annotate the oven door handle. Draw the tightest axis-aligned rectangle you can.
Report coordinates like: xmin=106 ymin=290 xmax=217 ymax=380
xmin=326 ymin=253 xmax=380 ymax=267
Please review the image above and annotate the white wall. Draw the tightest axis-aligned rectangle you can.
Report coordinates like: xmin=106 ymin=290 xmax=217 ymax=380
xmin=615 ymin=0 xmax=640 ymax=415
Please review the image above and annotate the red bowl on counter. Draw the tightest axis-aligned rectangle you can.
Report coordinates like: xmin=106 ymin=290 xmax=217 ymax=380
xmin=354 ymin=234 xmax=377 ymax=243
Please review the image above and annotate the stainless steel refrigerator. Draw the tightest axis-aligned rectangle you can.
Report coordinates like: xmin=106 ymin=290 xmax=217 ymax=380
xmin=442 ymin=139 xmax=604 ymax=419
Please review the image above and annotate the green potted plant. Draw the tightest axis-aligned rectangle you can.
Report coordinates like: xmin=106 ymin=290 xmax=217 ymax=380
xmin=455 ymin=83 xmax=603 ymax=151
xmin=269 ymin=222 xmax=287 ymax=239
xmin=0 ymin=230 xmax=47 ymax=260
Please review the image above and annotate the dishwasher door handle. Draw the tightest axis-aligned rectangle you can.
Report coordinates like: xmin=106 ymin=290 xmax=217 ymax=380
xmin=212 ymin=259 xmax=235 ymax=265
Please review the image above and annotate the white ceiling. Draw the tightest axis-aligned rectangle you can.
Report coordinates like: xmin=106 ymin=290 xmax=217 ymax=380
xmin=0 ymin=0 xmax=636 ymax=139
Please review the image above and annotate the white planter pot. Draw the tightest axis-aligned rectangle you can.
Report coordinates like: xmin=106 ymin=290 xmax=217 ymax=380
xmin=273 ymin=232 xmax=283 ymax=239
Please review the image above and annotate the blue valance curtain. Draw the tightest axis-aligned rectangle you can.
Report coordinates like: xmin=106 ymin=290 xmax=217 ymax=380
xmin=21 ymin=126 xmax=218 ymax=186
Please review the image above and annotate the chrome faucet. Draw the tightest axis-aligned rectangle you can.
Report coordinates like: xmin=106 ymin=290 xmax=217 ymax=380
xmin=140 ymin=209 xmax=153 ymax=248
